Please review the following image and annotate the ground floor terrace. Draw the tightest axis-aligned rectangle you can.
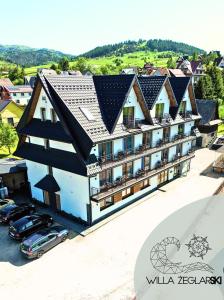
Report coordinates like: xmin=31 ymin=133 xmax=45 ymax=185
xmin=0 ymin=148 xmax=223 ymax=300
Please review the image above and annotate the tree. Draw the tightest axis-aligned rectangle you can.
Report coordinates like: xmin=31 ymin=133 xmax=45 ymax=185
xmin=167 ymin=57 xmax=176 ymax=68
xmin=192 ymin=52 xmax=198 ymax=61
xmin=207 ymin=66 xmax=224 ymax=100
xmin=100 ymin=65 xmax=109 ymax=75
xmin=58 ymin=57 xmax=70 ymax=71
xmin=0 ymin=123 xmax=18 ymax=154
xmin=74 ymin=57 xmax=89 ymax=74
xmin=50 ymin=63 xmax=57 ymax=70
xmin=194 ymin=75 xmax=214 ymax=99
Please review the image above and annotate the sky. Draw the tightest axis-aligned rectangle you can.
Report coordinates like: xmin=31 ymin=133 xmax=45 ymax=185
xmin=1 ymin=0 xmax=224 ymax=55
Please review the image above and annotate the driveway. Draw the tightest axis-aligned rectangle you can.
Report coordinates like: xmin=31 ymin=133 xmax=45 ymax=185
xmin=0 ymin=148 xmax=223 ymax=300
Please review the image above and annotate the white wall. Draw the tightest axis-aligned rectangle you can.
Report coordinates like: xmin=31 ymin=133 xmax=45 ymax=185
xmin=113 ymin=165 xmax=123 ymax=180
xmin=34 ymin=88 xmax=58 ymax=121
xmin=184 ymin=121 xmax=194 ymax=136
xmin=183 ymin=89 xmax=192 ymax=112
xmin=113 ymin=138 xmax=123 ymax=155
xmin=151 ymin=151 xmax=162 ymax=169
xmin=168 ymin=146 xmax=177 ymax=162
xmin=152 ymin=129 xmax=163 ymax=147
xmin=150 ymin=86 xmax=170 ymax=119
xmin=170 ymin=125 xmax=178 ymax=141
xmin=90 ymin=144 xmax=99 ymax=157
xmin=26 ymin=160 xmax=47 ymax=202
xmin=29 ymin=136 xmax=75 ymax=152
xmin=53 ymin=168 xmax=89 ymax=221
xmin=27 ymin=160 xmax=89 ymax=222
xmin=116 ymin=87 xmax=144 ymax=125
xmin=11 ymin=92 xmax=31 ymax=106
xmin=134 ymin=133 xmax=143 ymax=149
xmin=90 ymin=174 xmax=100 ymax=195
xmin=29 ymin=136 xmax=44 ymax=146
xmin=134 ymin=158 xmax=142 ymax=174
xmin=182 ymin=141 xmax=191 ymax=155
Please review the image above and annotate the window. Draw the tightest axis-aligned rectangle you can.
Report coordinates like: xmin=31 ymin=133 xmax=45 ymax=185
xmin=122 ymin=187 xmax=132 ymax=199
xmin=51 ymin=109 xmax=57 ymax=123
xmin=158 ymin=170 xmax=168 ymax=185
xmin=98 ymin=141 xmax=112 ymax=161
xmin=21 ymin=93 xmax=25 ymax=96
xmin=100 ymin=197 xmax=114 ymax=211
xmin=79 ymin=107 xmax=95 ymax=121
xmin=124 ymin=136 xmax=134 ymax=154
xmin=143 ymin=132 xmax=151 ymax=147
xmin=139 ymin=178 xmax=150 ymax=190
xmin=7 ymin=118 xmax=14 ymax=126
xmin=40 ymin=108 xmax=46 ymax=121
xmin=48 ymin=166 xmax=53 ymax=175
xmin=155 ymin=103 xmax=164 ymax=118
xmin=123 ymin=161 xmax=133 ymax=178
xmin=13 ymin=93 xmax=17 ymax=97
xmin=29 ymin=93 xmax=32 ymax=96
xmin=99 ymin=169 xmax=112 ymax=187
xmin=16 ymin=99 xmax=20 ymax=104
xmin=123 ymin=107 xmax=134 ymax=126
xmin=179 ymin=101 xmax=186 ymax=114
xmin=144 ymin=156 xmax=150 ymax=170
xmin=42 ymin=96 xmax=46 ymax=101
xmin=178 ymin=124 xmax=184 ymax=134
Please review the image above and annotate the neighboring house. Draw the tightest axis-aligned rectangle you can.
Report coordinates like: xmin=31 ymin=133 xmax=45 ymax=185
xmin=0 ymin=78 xmax=13 ymax=86
xmin=121 ymin=67 xmax=138 ymax=75
xmin=153 ymin=68 xmax=185 ymax=77
xmin=0 ymin=158 xmax=27 ymax=194
xmin=195 ymin=99 xmax=222 ymax=147
xmin=177 ymin=59 xmax=204 ymax=83
xmin=24 ymin=76 xmax=37 ymax=88
xmin=14 ymin=74 xmax=200 ymax=225
xmin=0 ymin=100 xmax=24 ymax=126
xmin=214 ymin=57 xmax=224 ymax=68
xmin=1 ymin=85 xmax=33 ymax=106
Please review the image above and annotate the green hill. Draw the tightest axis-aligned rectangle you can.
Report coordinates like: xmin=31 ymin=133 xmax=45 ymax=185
xmin=81 ymin=39 xmax=205 ymax=58
xmin=0 ymin=44 xmax=74 ymax=67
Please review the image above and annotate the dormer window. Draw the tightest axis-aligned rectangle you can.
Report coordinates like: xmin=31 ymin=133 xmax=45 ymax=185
xmin=40 ymin=107 xmax=46 ymax=121
xmin=179 ymin=101 xmax=186 ymax=114
xmin=123 ymin=107 xmax=134 ymax=128
xmin=155 ymin=103 xmax=164 ymax=119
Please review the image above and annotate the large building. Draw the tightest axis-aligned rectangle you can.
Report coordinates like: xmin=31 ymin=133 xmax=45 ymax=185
xmin=15 ymin=74 xmax=200 ymax=225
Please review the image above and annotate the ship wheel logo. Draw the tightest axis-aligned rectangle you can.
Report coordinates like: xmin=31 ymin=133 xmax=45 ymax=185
xmin=185 ymin=235 xmax=212 ymax=260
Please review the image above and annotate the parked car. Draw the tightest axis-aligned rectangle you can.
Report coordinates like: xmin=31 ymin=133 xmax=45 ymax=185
xmin=0 ymin=198 xmax=15 ymax=209
xmin=0 ymin=203 xmax=35 ymax=224
xmin=20 ymin=225 xmax=69 ymax=259
xmin=8 ymin=214 xmax=53 ymax=240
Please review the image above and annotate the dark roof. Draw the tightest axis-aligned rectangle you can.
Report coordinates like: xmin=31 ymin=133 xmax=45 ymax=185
xmin=34 ymin=175 xmax=60 ymax=192
xmin=93 ymin=75 xmax=135 ymax=132
xmin=137 ymin=76 xmax=167 ymax=109
xmin=0 ymin=158 xmax=26 ymax=175
xmin=0 ymin=100 xmax=10 ymax=112
xmin=18 ymin=118 xmax=73 ymax=143
xmin=196 ymin=99 xmax=219 ymax=125
xmin=214 ymin=57 xmax=223 ymax=66
xmin=190 ymin=61 xmax=201 ymax=73
xmin=169 ymin=77 xmax=191 ymax=119
xmin=14 ymin=142 xmax=87 ymax=176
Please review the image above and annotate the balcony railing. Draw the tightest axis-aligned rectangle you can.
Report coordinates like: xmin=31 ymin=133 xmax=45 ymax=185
xmin=123 ymin=117 xmax=142 ymax=129
xmin=153 ymin=113 xmax=171 ymax=125
xmin=91 ymin=152 xmax=195 ymax=199
xmin=179 ymin=111 xmax=192 ymax=120
xmin=97 ymin=133 xmax=195 ymax=167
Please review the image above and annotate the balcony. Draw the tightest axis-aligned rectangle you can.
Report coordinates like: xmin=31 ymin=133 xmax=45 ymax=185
xmin=179 ymin=110 xmax=192 ymax=120
xmin=153 ymin=113 xmax=171 ymax=125
xmin=123 ymin=117 xmax=142 ymax=129
xmin=94 ymin=134 xmax=196 ymax=173
xmin=91 ymin=153 xmax=195 ymax=201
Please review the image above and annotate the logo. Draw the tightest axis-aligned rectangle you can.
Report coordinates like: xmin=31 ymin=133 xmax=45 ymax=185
xmin=150 ymin=236 xmax=213 ymax=275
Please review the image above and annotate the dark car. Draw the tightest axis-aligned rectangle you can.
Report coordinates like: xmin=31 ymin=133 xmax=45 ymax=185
xmin=0 ymin=203 xmax=35 ymax=224
xmin=0 ymin=198 xmax=15 ymax=209
xmin=8 ymin=214 xmax=53 ymax=240
xmin=20 ymin=225 xmax=69 ymax=259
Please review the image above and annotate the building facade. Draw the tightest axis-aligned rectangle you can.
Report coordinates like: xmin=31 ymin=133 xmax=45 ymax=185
xmin=15 ymin=74 xmax=200 ymax=225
